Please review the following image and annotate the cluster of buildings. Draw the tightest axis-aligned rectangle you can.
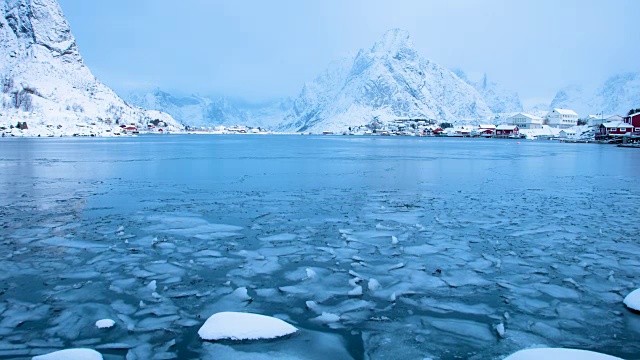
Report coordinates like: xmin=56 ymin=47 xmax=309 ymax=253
xmin=504 ymin=108 xmax=640 ymax=140
xmin=185 ymin=125 xmax=270 ymax=134
xmin=505 ymin=108 xmax=579 ymax=130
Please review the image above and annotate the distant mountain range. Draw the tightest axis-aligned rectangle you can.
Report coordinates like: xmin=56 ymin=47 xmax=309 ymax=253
xmin=127 ymin=91 xmax=292 ymax=130
xmin=550 ymin=72 xmax=640 ymax=117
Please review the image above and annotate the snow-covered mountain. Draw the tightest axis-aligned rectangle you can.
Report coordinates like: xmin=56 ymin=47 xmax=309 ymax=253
xmin=0 ymin=0 xmax=182 ymax=135
xmin=454 ymin=70 xmax=523 ymax=114
xmin=128 ymin=90 xmax=292 ymax=129
xmin=550 ymin=72 xmax=640 ymax=117
xmin=281 ymin=29 xmax=495 ymax=133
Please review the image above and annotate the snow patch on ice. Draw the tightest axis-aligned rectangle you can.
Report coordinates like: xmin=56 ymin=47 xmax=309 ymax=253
xmin=503 ymin=348 xmax=623 ymax=360
xmin=95 ymin=319 xmax=115 ymax=329
xmin=198 ymin=312 xmax=298 ymax=341
xmin=624 ymin=288 xmax=640 ymax=311
xmin=32 ymin=348 xmax=103 ymax=360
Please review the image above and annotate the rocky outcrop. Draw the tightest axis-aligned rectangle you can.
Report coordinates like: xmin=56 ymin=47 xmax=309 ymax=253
xmin=0 ymin=0 xmax=182 ymax=134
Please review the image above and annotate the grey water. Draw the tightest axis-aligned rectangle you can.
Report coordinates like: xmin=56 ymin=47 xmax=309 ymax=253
xmin=0 ymin=135 xmax=639 ymax=359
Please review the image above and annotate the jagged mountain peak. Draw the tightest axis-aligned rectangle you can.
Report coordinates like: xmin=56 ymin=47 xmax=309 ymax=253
xmin=370 ymin=28 xmax=416 ymax=57
xmin=2 ymin=0 xmax=80 ymax=62
xmin=453 ymin=69 xmax=523 ymax=114
xmin=281 ymin=28 xmax=495 ymax=132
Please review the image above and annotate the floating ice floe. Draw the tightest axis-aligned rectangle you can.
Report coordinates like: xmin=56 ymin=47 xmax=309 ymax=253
xmin=259 ymin=233 xmax=297 ymax=242
xmin=232 ymin=287 xmax=252 ymax=301
xmin=32 ymin=348 xmax=103 ymax=360
xmin=503 ymin=348 xmax=623 ymax=360
xmin=198 ymin=312 xmax=298 ymax=341
xmin=95 ymin=319 xmax=115 ymax=329
xmin=348 ymin=285 xmax=363 ymax=296
xmin=306 ymin=268 xmax=317 ymax=279
xmin=623 ymin=288 xmax=640 ymax=311
xmin=368 ymin=278 xmax=381 ymax=291
xmin=312 ymin=312 xmax=341 ymax=324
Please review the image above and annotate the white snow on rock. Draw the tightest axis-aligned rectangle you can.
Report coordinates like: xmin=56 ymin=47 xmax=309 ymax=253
xmin=95 ymin=319 xmax=115 ymax=329
xmin=623 ymin=288 xmax=640 ymax=311
xmin=32 ymin=348 xmax=103 ymax=360
xmin=503 ymin=348 xmax=623 ymax=360
xmin=198 ymin=312 xmax=298 ymax=341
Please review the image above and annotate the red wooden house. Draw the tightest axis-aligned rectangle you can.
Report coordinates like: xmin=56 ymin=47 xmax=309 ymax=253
xmin=495 ymin=125 xmax=519 ymax=137
xmin=624 ymin=112 xmax=640 ymax=134
xmin=597 ymin=121 xmax=634 ymax=137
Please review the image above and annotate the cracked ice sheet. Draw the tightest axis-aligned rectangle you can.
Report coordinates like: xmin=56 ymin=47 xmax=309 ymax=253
xmin=1 ymin=164 xmax=640 ymax=360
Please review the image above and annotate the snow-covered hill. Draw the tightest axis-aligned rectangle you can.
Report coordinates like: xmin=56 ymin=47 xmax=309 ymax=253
xmin=550 ymin=72 xmax=640 ymax=117
xmin=0 ymin=0 xmax=182 ymax=136
xmin=280 ymin=29 xmax=496 ymax=133
xmin=128 ymin=90 xmax=292 ymax=130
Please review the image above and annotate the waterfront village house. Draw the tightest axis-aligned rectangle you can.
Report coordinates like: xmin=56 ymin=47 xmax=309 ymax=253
xmin=559 ymin=129 xmax=576 ymax=138
xmin=624 ymin=111 xmax=640 ymax=133
xmin=508 ymin=113 xmax=543 ymax=129
xmin=547 ymin=108 xmax=579 ymax=128
xmin=495 ymin=125 xmax=519 ymax=137
xmin=478 ymin=124 xmax=496 ymax=136
xmin=585 ymin=114 xmax=624 ymax=127
xmin=597 ymin=121 xmax=634 ymax=137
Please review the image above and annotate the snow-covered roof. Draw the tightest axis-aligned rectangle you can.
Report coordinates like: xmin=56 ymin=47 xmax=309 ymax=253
xmin=478 ymin=124 xmax=496 ymax=129
xmin=553 ymin=108 xmax=578 ymax=116
xmin=602 ymin=121 xmax=633 ymax=128
xmin=585 ymin=114 xmax=617 ymax=119
xmin=496 ymin=125 xmax=518 ymax=130
xmin=509 ymin=113 xmax=543 ymax=121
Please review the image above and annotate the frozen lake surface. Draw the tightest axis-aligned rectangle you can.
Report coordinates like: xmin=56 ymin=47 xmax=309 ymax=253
xmin=0 ymin=135 xmax=639 ymax=359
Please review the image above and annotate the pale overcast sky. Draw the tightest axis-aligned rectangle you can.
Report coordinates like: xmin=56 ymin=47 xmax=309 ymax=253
xmin=57 ymin=0 xmax=640 ymax=108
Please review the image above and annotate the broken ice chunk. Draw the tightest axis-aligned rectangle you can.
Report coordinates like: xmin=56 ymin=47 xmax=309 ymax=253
xmin=305 ymin=268 xmax=317 ymax=280
xmin=368 ymin=278 xmax=381 ymax=292
xmin=146 ymin=280 xmax=157 ymax=292
xmin=312 ymin=312 xmax=340 ymax=324
xmin=232 ymin=287 xmax=252 ymax=301
xmin=348 ymin=286 xmax=363 ymax=296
